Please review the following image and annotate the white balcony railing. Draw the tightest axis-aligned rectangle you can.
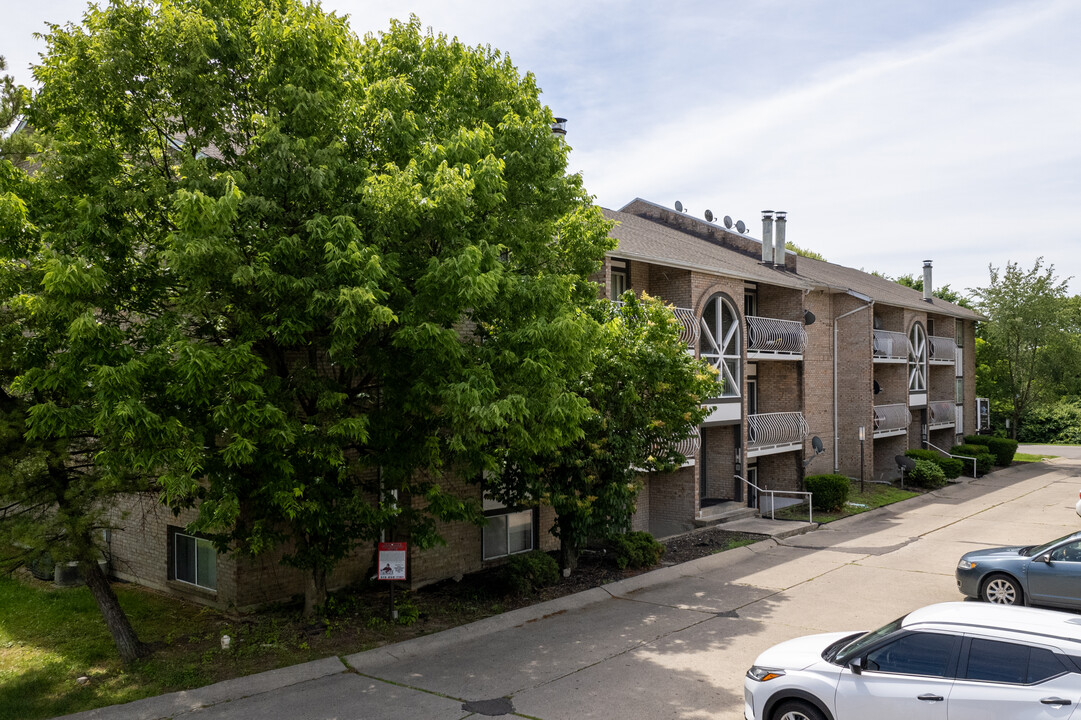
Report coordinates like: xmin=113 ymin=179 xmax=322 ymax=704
xmin=746 ymin=316 xmax=807 ymax=358
xmin=873 ymin=403 xmax=909 ymax=437
xmin=873 ymin=329 xmax=908 ymax=361
xmin=611 ymin=300 xmax=699 ymax=349
xmin=928 ymin=401 xmax=956 ymax=428
xmin=747 ymin=412 xmax=808 ymax=457
xmin=928 ymin=336 xmax=956 ymax=364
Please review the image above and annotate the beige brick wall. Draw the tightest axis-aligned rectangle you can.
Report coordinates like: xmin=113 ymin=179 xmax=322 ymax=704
xmin=834 ymin=294 xmax=874 ymax=477
xmin=802 ymin=290 xmax=836 ymax=473
xmin=647 ymin=466 xmax=697 ymax=538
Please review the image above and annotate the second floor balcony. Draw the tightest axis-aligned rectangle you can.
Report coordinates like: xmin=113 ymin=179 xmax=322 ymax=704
xmin=612 ymin=300 xmax=699 ymax=350
xmin=873 ymin=403 xmax=909 ymax=438
xmin=873 ymin=329 xmax=908 ymax=363
xmin=928 ymin=336 xmax=956 ymax=364
xmin=746 ymin=316 xmax=807 ymax=359
xmin=747 ymin=412 xmax=808 ymax=458
xmin=928 ymin=400 xmax=956 ymax=429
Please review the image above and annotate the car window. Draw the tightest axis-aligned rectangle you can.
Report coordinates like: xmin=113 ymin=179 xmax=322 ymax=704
xmin=865 ymin=632 xmax=957 ymax=677
xmin=1027 ymin=532 xmax=1081 ymax=557
xmin=965 ymin=639 xmax=1066 ymax=684
xmin=1049 ymin=541 xmax=1081 ymax=562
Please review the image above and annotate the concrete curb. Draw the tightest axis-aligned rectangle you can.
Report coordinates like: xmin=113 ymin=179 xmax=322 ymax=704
xmin=59 ymin=656 xmax=347 ymax=720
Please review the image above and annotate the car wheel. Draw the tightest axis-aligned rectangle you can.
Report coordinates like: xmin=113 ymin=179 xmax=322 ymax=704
xmin=772 ymin=699 xmax=826 ymax=720
xmin=981 ymin=574 xmax=1023 ymax=605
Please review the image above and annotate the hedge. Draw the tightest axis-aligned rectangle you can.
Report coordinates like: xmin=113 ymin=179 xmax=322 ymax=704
xmin=910 ymin=459 xmax=947 ymax=488
xmin=905 ymin=449 xmax=963 ymax=480
xmin=964 ymin=435 xmax=1019 ymax=466
xmin=950 ymin=444 xmax=995 ymax=476
xmin=804 ymin=474 xmax=850 ymax=512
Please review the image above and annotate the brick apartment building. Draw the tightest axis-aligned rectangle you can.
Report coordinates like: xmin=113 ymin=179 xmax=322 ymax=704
xmin=102 ymin=197 xmax=981 ymax=609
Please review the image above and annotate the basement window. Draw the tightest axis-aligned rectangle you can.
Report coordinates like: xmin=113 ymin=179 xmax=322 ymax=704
xmin=170 ymin=528 xmax=217 ymax=591
xmin=482 ymin=497 xmax=534 ymax=560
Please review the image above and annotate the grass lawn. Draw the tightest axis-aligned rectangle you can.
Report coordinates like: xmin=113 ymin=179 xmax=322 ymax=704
xmin=0 ymin=571 xmax=513 ymax=720
xmin=1014 ymin=452 xmax=1057 ymax=463
xmin=773 ymin=481 xmax=920 ymax=524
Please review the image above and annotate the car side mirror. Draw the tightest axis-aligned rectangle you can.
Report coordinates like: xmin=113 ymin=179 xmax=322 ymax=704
xmin=1039 ymin=554 xmax=1052 ymax=564
xmin=848 ymin=657 xmax=864 ymax=675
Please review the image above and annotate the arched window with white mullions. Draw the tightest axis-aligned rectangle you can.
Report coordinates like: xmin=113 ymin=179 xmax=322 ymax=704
xmin=908 ymin=322 xmax=927 ymax=393
xmin=700 ymin=294 xmax=741 ymax=398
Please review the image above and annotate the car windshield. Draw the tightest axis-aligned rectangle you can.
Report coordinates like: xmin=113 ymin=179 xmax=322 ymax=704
xmin=1024 ymin=532 xmax=1081 ymax=558
xmin=829 ymin=615 xmax=905 ymax=665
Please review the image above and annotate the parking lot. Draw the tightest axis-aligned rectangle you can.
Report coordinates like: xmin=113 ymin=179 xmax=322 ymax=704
xmin=68 ymin=457 xmax=1081 ymax=720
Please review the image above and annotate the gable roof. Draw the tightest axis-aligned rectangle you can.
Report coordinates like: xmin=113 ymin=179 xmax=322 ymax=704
xmin=605 ymin=198 xmax=982 ymax=321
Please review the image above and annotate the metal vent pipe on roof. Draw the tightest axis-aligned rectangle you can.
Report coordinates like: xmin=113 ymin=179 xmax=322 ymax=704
xmin=761 ymin=211 xmax=774 ymax=264
xmin=923 ymin=260 xmax=933 ymax=302
xmin=551 ymin=117 xmax=567 ymax=135
xmin=774 ymin=211 xmax=787 ymax=267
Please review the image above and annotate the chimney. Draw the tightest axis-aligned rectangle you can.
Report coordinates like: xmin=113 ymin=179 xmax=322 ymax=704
xmin=774 ymin=211 xmax=787 ymax=268
xmin=551 ymin=117 xmax=567 ymax=136
xmin=761 ymin=211 xmax=774 ymax=264
xmin=923 ymin=260 xmax=933 ymax=302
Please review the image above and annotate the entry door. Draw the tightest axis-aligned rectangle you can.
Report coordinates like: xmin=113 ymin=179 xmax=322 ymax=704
xmin=743 ymin=465 xmax=756 ymax=507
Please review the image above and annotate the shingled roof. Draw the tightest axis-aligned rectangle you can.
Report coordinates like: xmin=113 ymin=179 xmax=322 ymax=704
xmin=605 ymin=199 xmax=982 ymax=321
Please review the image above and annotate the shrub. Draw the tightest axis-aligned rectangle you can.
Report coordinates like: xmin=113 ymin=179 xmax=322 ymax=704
xmin=804 ymin=474 xmax=850 ymax=512
xmin=501 ymin=551 xmax=560 ymax=595
xmin=611 ymin=531 xmax=665 ymax=570
xmin=909 ymin=459 xmax=947 ymax=488
xmin=1019 ymin=400 xmax=1081 ymax=444
xmin=950 ymin=445 xmax=994 ymax=476
xmin=964 ymin=435 xmax=1019 ymax=466
xmin=904 ymin=449 xmax=963 ymax=479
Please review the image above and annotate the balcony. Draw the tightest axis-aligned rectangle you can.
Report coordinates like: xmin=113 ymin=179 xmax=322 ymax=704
xmin=746 ymin=316 xmax=807 ymax=359
xmin=928 ymin=400 xmax=955 ymax=429
xmin=873 ymin=403 xmax=909 ymax=438
xmin=873 ymin=329 xmax=907 ymax=363
xmin=611 ymin=300 xmax=699 ymax=349
xmin=637 ymin=426 xmax=700 ymax=472
xmin=928 ymin=336 xmax=956 ymax=365
xmin=747 ymin=412 xmax=808 ymax=458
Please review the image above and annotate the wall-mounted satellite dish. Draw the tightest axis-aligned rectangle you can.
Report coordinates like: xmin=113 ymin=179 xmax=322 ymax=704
xmin=735 ymin=219 xmax=746 ymax=234
xmin=804 ymin=435 xmax=826 ymax=467
xmin=674 ymin=200 xmax=683 ymax=213
xmin=723 ymin=215 xmax=733 ymax=229
xmin=704 ymin=209 xmax=714 ymax=223
xmin=873 ymin=380 xmax=882 ymax=395
xmin=803 ymin=309 xmax=816 ymax=326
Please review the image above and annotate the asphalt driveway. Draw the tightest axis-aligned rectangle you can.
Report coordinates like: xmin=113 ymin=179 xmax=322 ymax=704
xmin=65 ymin=457 xmax=1081 ymax=720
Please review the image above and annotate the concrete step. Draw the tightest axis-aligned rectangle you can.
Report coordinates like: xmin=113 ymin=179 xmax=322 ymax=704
xmin=693 ymin=501 xmax=758 ymax=527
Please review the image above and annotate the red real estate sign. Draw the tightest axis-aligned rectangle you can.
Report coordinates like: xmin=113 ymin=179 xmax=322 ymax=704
xmin=377 ymin=542 xmax=407 ymax=581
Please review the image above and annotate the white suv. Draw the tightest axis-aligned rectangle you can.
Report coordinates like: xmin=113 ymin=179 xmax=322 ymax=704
xmin=744 ymin=602 xmax=1081 ymax=720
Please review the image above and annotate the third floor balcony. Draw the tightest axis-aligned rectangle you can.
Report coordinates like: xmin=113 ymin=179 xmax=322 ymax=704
xmin=873 ymin=329 xmax=908 ymax=363
xmin=928 ymin=336 xmax=956 ymax=365
xmin=746 ymin=316 xmax=807 ymax=360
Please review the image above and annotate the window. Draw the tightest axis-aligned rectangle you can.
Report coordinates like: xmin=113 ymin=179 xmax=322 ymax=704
xmin=482 ymin=497 xmax=534 ymax=560
xmin=956 ymin=377 xmax=965 ymax=404
xmin=700 ymin=294 xmax=741 ymax=398
xmin=172 ymin=530 xmax=217 ymax=590
xmin=1049 ymin=540 xmax=1081 ymax=562
xmin=908 ymin=323 xmax=927 ymax=393
xmin=610 ymin=260 xmax=628 ymax=300
xmin=864 ymin=632 xmax=958 ymax=677
xmin=956 ymin=319 xmax=964 ymax=347
xmin=965 ymin=639 xmax=1065 ymax=684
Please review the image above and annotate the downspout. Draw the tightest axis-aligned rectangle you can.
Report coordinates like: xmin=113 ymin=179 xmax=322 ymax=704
xmin=833 ymin=292 xmax=874 ymax=473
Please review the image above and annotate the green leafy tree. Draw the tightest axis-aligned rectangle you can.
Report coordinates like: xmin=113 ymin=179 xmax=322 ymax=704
xmin=787 ymin=243 xmax=825 ymax=261
xmin=493 ymin=294 xmax=717 ymax=572
xmin=973 ymin=259 xmax=1073 ymax=439
xmin=7 ymin=0 xmax=612 ymax=623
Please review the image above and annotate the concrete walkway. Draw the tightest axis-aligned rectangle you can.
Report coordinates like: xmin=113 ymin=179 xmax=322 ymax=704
xmin=62 ymin=457 xmax=1081 ymax=720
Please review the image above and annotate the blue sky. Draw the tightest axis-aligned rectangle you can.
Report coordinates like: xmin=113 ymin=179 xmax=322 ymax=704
xmin=4 ymin=1 xmax=1079 ymax=295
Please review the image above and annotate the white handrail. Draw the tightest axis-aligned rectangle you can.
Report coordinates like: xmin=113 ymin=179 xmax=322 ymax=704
xmin=735 ymin=474 xmax=813 ymax=524
xmin=747 ymin=412 xmax=808 ymax=451
xmin=928 ymin=336 xmax=956 ymax=362
xmin=926 ymin=440 xmax=977 ymax=477
xmin=873 ymin=403 xmax=909 ymax=435
xmin=927 ymin=401 xmax=955 ymax=427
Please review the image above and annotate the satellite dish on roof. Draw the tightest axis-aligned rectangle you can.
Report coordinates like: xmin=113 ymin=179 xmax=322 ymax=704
xmin=704 ymin=209 xmax=714 ymax=223
xmin=723 ymin=215 xmax=733 ymax=229
xmin=735 ymin=219 xmax=746 ymax=234
xmin=674 ymin=200 xmax=683 ymax=212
